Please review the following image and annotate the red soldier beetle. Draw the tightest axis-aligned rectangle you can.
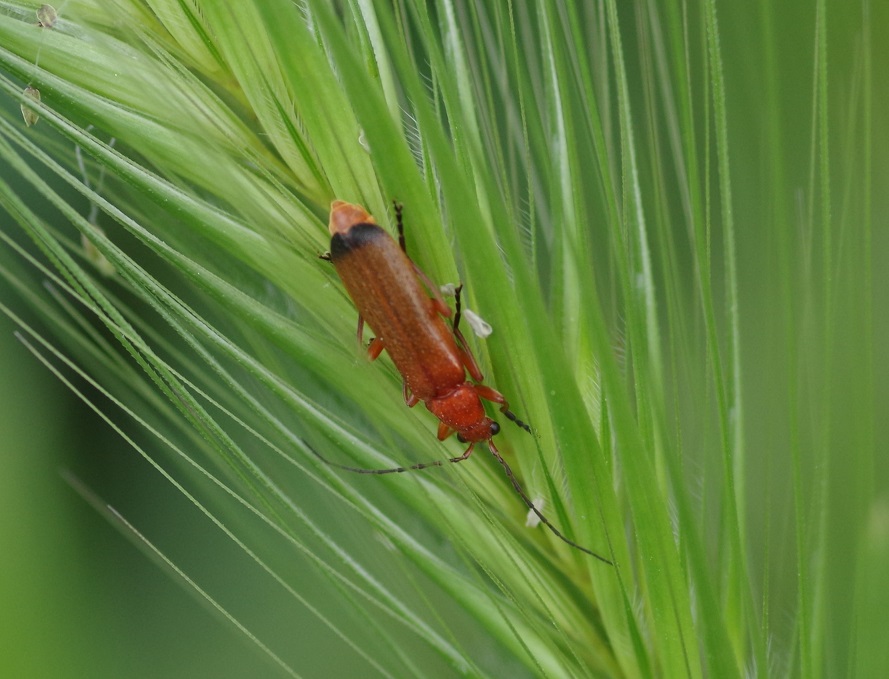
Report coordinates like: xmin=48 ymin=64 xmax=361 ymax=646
xmin=318 ymin=200 xmax=611 ymax=564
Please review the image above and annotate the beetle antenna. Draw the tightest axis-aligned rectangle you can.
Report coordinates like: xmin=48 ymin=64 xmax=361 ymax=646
xmin=309 ymin=440 xmax=610 ymax=563
xmin=499 ymin=407 xmax=533 ymax=436
xmin=308 ymin=441 xmax=476 ymax=475
xmin=486 ymin=441 xmax=613 ymax=564
xmin=393 ymin=201 xmax=406 ymax=253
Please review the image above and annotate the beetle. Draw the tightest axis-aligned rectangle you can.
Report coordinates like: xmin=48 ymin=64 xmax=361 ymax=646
xmin=319 ymin=200 xmax=611 ymax=563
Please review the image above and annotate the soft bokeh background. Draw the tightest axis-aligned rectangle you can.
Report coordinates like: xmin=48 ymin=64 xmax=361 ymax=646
xmin=0 ymin=241 xmax=281 ymax=677
xmin=2 ymin=0 xmax=887 ymax=677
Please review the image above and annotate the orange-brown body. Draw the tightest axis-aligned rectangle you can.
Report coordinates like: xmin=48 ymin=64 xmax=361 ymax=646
xmin=322 ymin=201 xmax=611 ymax=562
xmin=328 ymin=200 xmax=498 ymax=443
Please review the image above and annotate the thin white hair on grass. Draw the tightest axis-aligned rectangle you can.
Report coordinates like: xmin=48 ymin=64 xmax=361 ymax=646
xmin=401 ymin=105 xmax=424 ymax=169
xmin=744 ymin=650 xmax=760 ymax=679
xmin=74 ymin=127 xmax=116 ymax=223
xmin=666 ymin=487 xmax=681 ymax=544
xmin=764 ymin=633 xmax=785 ymax=679
xmin=681 ymin=454 xmax=706 ymax=520
xmin=530 ymin=461 xmax=575 ymax=525
xmin=579 ymin=372 xmax=602 ymax=427
xmin=513 ymin=193 xmax=538 ymax=253
xmin=295 ymin=0 xmax=314 ymax=33
xmin=753 ymin=605 xmax=795 ymax=679
xmin=610 ymin=315 xmax=628 ymax=369
xmin=555 ymin=464 xmax=573 ymax=500
xmin=417 ymin=58 xmax=436 ymax=98
xmin=629 ymin=588 xmax=652 ymax=655
xmin=73 ymin=129 xmax=117 ymax=277
xmin=494 ymin=235 xmax=515 ymax=285
xmin=374 ymin=532 xmax=397 ymax=552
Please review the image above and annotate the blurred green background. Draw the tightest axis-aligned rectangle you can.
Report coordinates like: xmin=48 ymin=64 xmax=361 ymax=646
xmin=2 ymin=0 xmax=887 ymax=677
xmin=0 ymin=288 xmax=276 ymax=678
xmin=0 ymin=106 xmax=293 ymax=677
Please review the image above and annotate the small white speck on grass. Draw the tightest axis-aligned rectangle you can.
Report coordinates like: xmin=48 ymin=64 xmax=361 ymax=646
xmin=525 ymin=498 xmax=544 ymax=527
xmin=463 ymin=309 xmax=492 ymax=338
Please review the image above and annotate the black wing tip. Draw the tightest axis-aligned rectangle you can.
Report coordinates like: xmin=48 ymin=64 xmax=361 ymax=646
xmin=330 ymin=222 xmax=386 ymax=259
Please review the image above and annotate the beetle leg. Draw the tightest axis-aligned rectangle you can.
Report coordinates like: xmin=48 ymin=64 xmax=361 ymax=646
xmin=394 ymin=201 xmax=407 ymax=253
xmin=455 ymin=340 xmax=485 ymax=383
xmin=437 ymin=421 xmax=456 ymax=441
xmin=367 ymin=336 xmax=385 ymax=361
xmin=403 ymin=381 xmax=420 ymax=407
xmin=453 ymin=326 xmax=485 ymax=382
xmin=450 ymin=285 xmax=486 ymax=381
xmin=359 ymin=315 xmax=387 ymax=360
xmin=394 ymin=203 xmax=453 ymax=317
xmin=474 ymin=384 xmax=508 ymax=407
xmin=411 ymin=264 xmax=451 ymax=317
xmin=453 ymin=283 xmax=465 ymax=332
xmin=448 ymin=442 xmax=475 ymax=464
xmin=475 ymin=385 xmax=533 ymax=435
xmin=449 ymin=286 xmax=532 ymax=434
